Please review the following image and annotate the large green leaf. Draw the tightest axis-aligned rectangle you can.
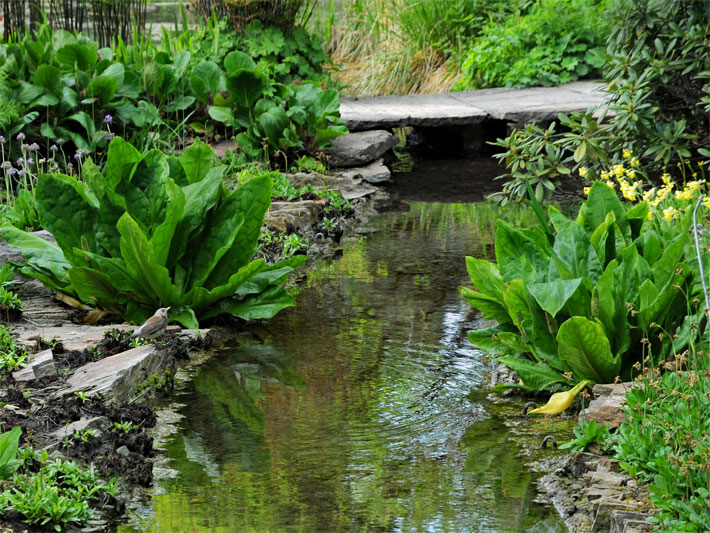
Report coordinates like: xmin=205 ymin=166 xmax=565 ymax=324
xmin=33 ymin=64 xmax=62 ymax=97
xmin=460 ymin=287 xmax=510 ymax=323
xmin=190 ymin=60 xmax=224 ymax=104
xmin=69 ymin=267 xmax=124 ymax=311
xmin=0 ymin=225 xmax=70 ymax=288
xmin=465 ymin=256 xmax=504 ymax=301
xmin=35 ymin=173 xmax=98 ymax=265
xmin=86 ymin=75 xmax=118 ymax=107
xmin=226 ymin=71 xmax=264 ymax=109
xmin=548 ymin=206 xmax=602 ymax=284
xmin=527 ymin=277 xmax=583 ymax=317
xmin=255 ymin=99 xmax=289 ymax=145
xmin=117 ymin=214 xmax=176 ymax=305
xmin=56 ymin=43 xmax=97 ymax=71
xmin=557 ymin=317 xmax=620 ymax=383
xmin=576 ymin=181 xmax=631 ymax=242
xmin=150 ymin=179 xmax=186 ymax=268
xmin=495 ymin=220 xmax=550 ymax=283
xmin=491 ymin=356 xmax=570 ymax=391
xmin=189 ymin=259 xmax=267 ymax=310
xmin=467 ymin=324 xmax=519 ymax=356
xmin=205 ymin=176 xmax=272 ymax=289
xmin=203 ymin=285 xmax=296 ymax=321
xmin=503 ymin=279 xmax=530 ymax=328
xmin=105 ymin=137 xmax=141 ymax=189
xmin=167 ymin=170 xmax=222 ymax=269
xmin=180 ymin=138 xmax=215 ymax=184
xmin=224 ymin=51 xmax=257 ymax=75
xmin=0 ymin=426 xmax=21 ymax=480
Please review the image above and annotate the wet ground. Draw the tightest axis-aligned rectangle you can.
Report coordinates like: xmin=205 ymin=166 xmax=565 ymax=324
xmin=121 ymin=159 xmax=577 ymax=532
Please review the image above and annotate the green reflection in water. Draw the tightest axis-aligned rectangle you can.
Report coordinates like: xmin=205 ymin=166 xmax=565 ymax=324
xmin=122 ymin=202 xmax=571 ymax=532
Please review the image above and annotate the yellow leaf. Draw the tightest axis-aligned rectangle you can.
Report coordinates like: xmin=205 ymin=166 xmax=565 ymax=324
xmin=528 ymin=380 xmax=591 ymax=415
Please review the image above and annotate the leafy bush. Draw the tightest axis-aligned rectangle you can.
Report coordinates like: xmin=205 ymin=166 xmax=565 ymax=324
xmin=492 ymin=0 xmax=710 ymax=202
xmin=454 ymin=0 xmax=608 ymax=90
xmin=0 ymin=137 xmax=306 ymax=329
xmin=0 ymin=324 xmax=27 ymax=373
xmin=461 ymin=182 xmax=702 ymax=391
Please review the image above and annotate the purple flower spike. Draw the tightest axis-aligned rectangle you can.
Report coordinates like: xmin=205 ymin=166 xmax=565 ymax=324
xmin=26 ymin=158 xmax=34 ymax=165
xmin=104 ymin=114 xmax=113 ymax=124
xmin=16 ymin=133 xmax=25 ymax=141
xmin=28 ymin=143 xmax=39 ymax=152
xmin=49 ymin=145 xmax=59 ymax=153
xmin=16 ymin=158 xmax=24 ymax=166
xmin=105 ymin=133 xmax=116 ymax=142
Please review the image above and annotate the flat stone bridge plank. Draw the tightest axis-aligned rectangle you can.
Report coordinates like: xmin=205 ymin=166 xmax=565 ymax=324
xmin=340 ymin=81 xmax=610 ymax=130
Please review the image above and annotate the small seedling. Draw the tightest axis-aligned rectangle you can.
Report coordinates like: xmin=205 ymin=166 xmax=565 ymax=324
xmin=74 ymin=391 xmax=88 ymax=403
xmin=112 ymin=421 xmax=137 ymax=434
xmin=72 ymin=428 xmax=96 ymax=443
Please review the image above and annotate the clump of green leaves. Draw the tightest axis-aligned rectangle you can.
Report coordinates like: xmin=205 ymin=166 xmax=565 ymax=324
xmin=0 ymin=438 xmax=118 ymax=532
xmin=559 ymin=420 xmax=611 ymax=451
xmin=0 ymin=137 xmax=306 ymax=329
xmin=0 ymin=325 xmax=27 ymax=374
xmin=461 ymin=182 xmax=702 ymax=391
xmin=455 ymin=0 xmax=608 ymax=90
xmin=614 ymin=364 xmax=710 ymax=531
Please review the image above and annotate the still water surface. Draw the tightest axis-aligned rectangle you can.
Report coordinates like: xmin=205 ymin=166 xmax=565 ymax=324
xmin=123 ymin=200 xmax=575 ymax=532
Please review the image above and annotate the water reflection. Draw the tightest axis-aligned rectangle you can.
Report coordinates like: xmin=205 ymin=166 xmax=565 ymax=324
xmin=123 ymin=202 xmax=572 ymax=532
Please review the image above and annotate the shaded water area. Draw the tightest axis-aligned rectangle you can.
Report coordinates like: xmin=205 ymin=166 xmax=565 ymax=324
xmin=123 ymin=162 xmax=577 ymax=532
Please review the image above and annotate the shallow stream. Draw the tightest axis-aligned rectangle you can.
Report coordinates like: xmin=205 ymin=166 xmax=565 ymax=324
xmin=122 ymin=161 xmax=576 ymax=532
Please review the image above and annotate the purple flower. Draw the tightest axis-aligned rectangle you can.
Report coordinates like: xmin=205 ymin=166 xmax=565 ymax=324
xmin=0 ymin=136 xmax=5 ymax=144
xmin=105 ymin=133 xmax=116 ymax=142
xmin=28 ymin=143 xmax=39 ymax=152
xmin=98 ymin=52 xmax=103 ymax=61
xmin=17 ymin=169 xmax=26 ymax=176
xmin=7 ymin=167 xmax=17 ymax=176
xmin=39 ymin=158 xmax=46 ymax=164
xmin=16 ymin=133 xmax=25 ymax=141
xmin=104 ymin=114 xmax=113 ymax=124
xmin=74 ymin=153 xmax=82 ymax=161
xmin=49 ymin=145 xmax=59 ymax=153
xmin=1 ymin=161 xmax=12 ymax=170
xmin=26 ymin=158 xmax=34 ymax=165
xmin=16 ymin=158 xmax=24 ymax=166
xmin=56 ymin=138 xmax=65 ymax=146
xmin=66 ymin=163 xmax=74 ymax=170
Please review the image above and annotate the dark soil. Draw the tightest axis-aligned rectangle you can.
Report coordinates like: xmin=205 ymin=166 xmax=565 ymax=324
xmin=0 ymin=328 xmax=210 ymax=531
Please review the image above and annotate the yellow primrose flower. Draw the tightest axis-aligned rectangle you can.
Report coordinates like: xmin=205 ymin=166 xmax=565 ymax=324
xmin=623 ymin=148 xmax=633 ymax=159
xmin=613 ymin=164 xmax=625 ymax=178
xmin=647 ymin=211 xmax=653 ymax=220
xmin=642 ymin=187 xmax=656 ymax=202
xmin=663 ymin=207 xmax=679 ymax=221
xmin=630 ymin=156 xmax=640 ymax=168
xmin=687 ymin=181 xmax=701 ymax=191
xmin=579 ymin=166 xmax=588 ymax=178
xmin=583 ymin=186 xmax=591 ymax=196
xmin=600 ymin=170 xmax=609 ymax=180
xmin=704 ymin=197 xmax=710 ymax=209
xmin=675 ymin=189 xmax=693 ymax=201
xmin=662 ymin=173 xmax=672 ymax=185
xmin=625 ymin=169 xmax=636 ymax=179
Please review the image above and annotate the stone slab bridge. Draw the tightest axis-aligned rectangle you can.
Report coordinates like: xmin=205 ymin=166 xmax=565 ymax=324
xmin=338 ymin=81 xmax=610 ymax=156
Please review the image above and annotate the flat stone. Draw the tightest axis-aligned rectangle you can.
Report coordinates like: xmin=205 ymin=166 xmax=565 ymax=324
xmin=340 ymin=81 xmax=611 ymax=130
xmin=580 ymin=383 xmax=635 ymax=429
xmin=50 ymin=416 xmax=108 ymax=441
xmin=336 ymin=158 xmax=391 ymax=184
xmin=584 ymin=471 xmax=627 ymax=487
xmin=12 ymin=349 xmax=57 ymax=382
xmin=60 ymin=344 xmax=170 ymax=405
xmin=13 ymin=325 xmax=133 ymax=352
xmin=621 ymin=519 xmax=654 ymax=533
xmin=267 ymin=200 xmax=325 ymax=233
xmin=320 ymin=131 xmax=397 ymax=167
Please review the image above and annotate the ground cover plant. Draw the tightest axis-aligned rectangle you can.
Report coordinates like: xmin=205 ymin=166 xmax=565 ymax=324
xmin=0 ymin=137 xmax=307 ymax=329
xmin=0 ymin=426 xmax=119 ymax=531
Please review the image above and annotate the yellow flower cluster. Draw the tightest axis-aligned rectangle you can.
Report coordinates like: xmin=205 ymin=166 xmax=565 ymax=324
xmin=663 ymin=206 xmax=679 ymax=221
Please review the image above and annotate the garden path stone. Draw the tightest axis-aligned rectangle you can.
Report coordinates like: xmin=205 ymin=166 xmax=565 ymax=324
xmin=336 ymin=158 xmax=391 ymax=184
xmin=59 ymin=344 xmax=170 ymax=405
xmin=12 ymin=348 xmax=56 ymax=382
xmin=321 ymin=130 xmax=398 ymax=167
xmin=340 ymin=81 xmax=610 ymax=130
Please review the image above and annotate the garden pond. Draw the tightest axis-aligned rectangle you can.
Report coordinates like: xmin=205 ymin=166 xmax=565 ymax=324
xmin=120 ymin=160 xmax=577 ymax=532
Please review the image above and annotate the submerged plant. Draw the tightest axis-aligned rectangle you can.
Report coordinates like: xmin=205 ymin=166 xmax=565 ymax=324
xmin=0 ymin=137 xmax=307 ymax=328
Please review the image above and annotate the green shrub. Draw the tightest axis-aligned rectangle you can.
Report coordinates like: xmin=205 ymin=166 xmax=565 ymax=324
xmin=492 ymin=0 xmax=710 ymax=202
xmin=461 ymin=182 xmax=703 ymax=391
xmin=0 ymin=137 xmax=306 ymax=329
xmin=0 ymin=325 xmax=27 ymax=373
xmin=454 ymin=0 xmax=608 ymax=90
